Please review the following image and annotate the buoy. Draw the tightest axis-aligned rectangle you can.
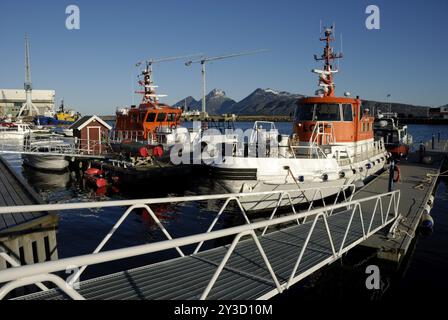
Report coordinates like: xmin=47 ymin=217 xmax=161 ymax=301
xmin=428 ymin=195 xmax=435 ymax=207
xmin=153 ymin=145 xmax=164 ymax=158
xmin=423 ymin=203 xmax=432 ymax=215
xmin=85 ymin=168 xmax=103 ymax=176
xmin=421 ymin=213 xmax=434 ymax=229
xmin=321 ymin=173 xmax=329 ymax=181
xmin=85 ymin=175 xmax=107 ymax=189
xmin=393 ymin=165 xmax=400 ymax=183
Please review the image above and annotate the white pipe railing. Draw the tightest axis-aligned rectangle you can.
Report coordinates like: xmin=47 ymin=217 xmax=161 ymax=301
xmin=0 ymin=188 xmax=399 ymax=300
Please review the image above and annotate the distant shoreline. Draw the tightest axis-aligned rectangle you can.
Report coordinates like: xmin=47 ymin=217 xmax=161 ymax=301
xmin=99 ymin=115 xmax=448 ymax=124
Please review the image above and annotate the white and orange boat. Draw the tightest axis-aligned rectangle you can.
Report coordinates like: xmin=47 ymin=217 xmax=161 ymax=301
xmin=210 ymin=26 xmax=390 ymax=211
xmin=112 ymin=61 xmax=196 ymax=151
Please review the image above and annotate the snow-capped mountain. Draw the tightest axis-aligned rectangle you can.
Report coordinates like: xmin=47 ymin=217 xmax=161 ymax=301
xmin=173 ymin=96 xmax=200 ymax=110
xmin=225 ymin=88 xmax=304 ymax=115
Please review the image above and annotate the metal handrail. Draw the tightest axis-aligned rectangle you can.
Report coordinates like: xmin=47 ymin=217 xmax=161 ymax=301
xmin=0 ymin=189 xmax=400 ymax=300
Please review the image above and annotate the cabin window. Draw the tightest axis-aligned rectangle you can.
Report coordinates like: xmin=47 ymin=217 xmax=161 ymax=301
xmin=167 ymin=113 xmax=176 ymax=122
xmin=295 ymin=104 xmax=314 ymax=121
xmin=342 ymin=104 xmax=353 ymax=121
xmin=157 ymin=113 xmax=166 ymax=122
xmin=146 ymin=113 xmax=156 ymax=122
xmin=314 ymin=104 xmax=341 ymax=121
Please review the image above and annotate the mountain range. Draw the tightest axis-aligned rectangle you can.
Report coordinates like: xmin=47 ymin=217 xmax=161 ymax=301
xmin=174 ymin=88 xmax=432 ymax=117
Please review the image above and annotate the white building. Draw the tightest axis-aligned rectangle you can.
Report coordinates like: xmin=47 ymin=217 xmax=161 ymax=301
xmin=0 ymin=89 xmax=55 ymax=117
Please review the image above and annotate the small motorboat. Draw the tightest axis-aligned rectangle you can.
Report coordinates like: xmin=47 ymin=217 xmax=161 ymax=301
xmin=374 ymin=112 xmax=413 ymax=158
xmin=0 ymin=121 xmax=48 ymax=141
xmin=22 ymin=139 xmax=73 ymax=171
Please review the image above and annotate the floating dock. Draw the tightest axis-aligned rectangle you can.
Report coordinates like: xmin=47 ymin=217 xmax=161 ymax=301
xmin=0 ymin=156 xmax=58 ymax=270
xmin=357 ymin=143 xmax=446 ymax=263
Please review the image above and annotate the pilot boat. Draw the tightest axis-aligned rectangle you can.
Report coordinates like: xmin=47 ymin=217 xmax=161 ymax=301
xmin=373 ymin=111 xmax=413 ymax=158
xmin=209 ymin=26 xmax=390 ymax=212
xmin=111 ymin=62 xmax=198 ymax=152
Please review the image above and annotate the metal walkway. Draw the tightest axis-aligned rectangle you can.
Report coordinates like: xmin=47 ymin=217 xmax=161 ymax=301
xmin=0 ymin=187 xmax=399 ymax=300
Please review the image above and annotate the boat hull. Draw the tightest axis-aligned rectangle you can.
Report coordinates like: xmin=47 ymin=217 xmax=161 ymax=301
xmin=210 ymin=151 xmax=388 ymax=212
xmin=217 ymin=178 xmax=354 ymax=212
xmin=22 ymin=154 xmax=69 ymax=171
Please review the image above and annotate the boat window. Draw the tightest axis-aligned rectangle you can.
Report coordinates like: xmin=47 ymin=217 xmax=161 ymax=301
xmin=157 ymin=113 xmax=166 ymax=122
xmin=342 ymin=104 xmax=353 ymax=121
xmin=295 ymin=104 xmax=314 ymax=121
xmin=314 ymin=104 xmax=341 ymax=121
xmin=167 ymin=113 xmax=176 ymax=122
xmin=146 ymin=113 xmax=156 ymax=122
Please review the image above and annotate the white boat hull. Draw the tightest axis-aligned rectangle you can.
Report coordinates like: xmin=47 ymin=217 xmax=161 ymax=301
xmin=218 ymin=178 xmax=355 ymax=212
xmin=211 ymin=151 xmax=388 ymax=212
xmin=0 ymin=132 xmax=26 ymax=141
xmin=22 ymin=154 xmax=69 ymax=171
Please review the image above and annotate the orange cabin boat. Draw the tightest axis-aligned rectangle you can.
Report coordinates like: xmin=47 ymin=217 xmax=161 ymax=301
xmin=293 ymin=96 xmax=374 ymax=144
xmin=293 ymin=25 xmax=374 ymax=146
xmin=113 ymin=63 xmax=182 ymax=141
xmin=115 ymin=103 xmax=182 ymax=140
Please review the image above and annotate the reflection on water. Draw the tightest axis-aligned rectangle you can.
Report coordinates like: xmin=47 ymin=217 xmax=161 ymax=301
xmin=22 ymin=165 xmax=71 ymax=190
xmin=1 ymin=123 xmax=447 ymax=301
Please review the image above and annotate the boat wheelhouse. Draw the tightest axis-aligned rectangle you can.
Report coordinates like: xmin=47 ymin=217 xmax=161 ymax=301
xmin=112 ymin=62 xmax=183 ymax=143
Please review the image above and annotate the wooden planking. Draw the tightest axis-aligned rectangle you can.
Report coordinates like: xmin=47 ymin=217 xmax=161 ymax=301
xmin=0 ymin=156 xmax=47 ymax=232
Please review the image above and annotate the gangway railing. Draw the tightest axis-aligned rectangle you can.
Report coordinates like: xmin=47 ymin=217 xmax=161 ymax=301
xmin=0 ymin=187 xmax=399 ymax=300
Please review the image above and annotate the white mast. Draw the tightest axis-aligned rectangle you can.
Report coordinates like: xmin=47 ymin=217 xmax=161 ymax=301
xmin=18 ymin=34 xmax=39 ymax=118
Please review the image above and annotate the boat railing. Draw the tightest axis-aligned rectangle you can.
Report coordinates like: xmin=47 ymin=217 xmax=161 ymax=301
xmin=288 ymin=144 xmax=328 ymax=159
xmin=0 ymin=137 xmax=108 ymax=157
xmin=309 ymin=121 xmax=336 ymax=145
xmin=0 ymin=186 xmax=400 ymax=300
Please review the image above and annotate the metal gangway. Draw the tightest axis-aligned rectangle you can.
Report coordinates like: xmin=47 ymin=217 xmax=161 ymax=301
xmin=0 ymin=137 xmax=108 ymax=159
xmin=0 ymin=185 xmax=400 ymax=300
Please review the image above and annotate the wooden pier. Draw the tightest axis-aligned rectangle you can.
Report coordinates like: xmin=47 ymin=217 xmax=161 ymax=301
xmin=357 ymin=147 xmax=446 ymax=263
xmin=0 ymin=156 xmax=58 ymax=270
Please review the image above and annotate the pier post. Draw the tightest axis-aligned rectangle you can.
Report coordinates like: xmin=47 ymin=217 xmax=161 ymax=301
xmin=432 ymin=134 xmax=435 ymax=150
xmin=438 ymin=132 xmax=441 ymax=143
xmin=419 ymin=141 xmax=426 ymax=163
xmin=388 ymin=159 xmax=395 ymax=192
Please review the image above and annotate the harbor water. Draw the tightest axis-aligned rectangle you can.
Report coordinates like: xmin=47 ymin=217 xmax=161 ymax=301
xmin=2 ymin=123 xmax=448 ymax=300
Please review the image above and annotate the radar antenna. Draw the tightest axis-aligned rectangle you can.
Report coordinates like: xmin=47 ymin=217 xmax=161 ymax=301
xmin=312 ymin=25 xmax=343 ymax=97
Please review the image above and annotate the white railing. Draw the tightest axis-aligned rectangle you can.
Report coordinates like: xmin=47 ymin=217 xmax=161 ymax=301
xmin=309 ymin=121 xmax=336 ymax=145
xmin=0 ymin=187 xmax=400 ymax=300
xmin=0 ymin=138 xmax=108 ymax=158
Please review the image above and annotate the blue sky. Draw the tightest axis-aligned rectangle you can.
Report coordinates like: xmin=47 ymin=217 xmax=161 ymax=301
xmin=0 ymin=0 xmax=447 ymax=114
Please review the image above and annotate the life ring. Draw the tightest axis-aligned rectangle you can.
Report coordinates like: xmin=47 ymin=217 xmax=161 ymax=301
xmin=393 ymin=165 xmax=400 ymax=183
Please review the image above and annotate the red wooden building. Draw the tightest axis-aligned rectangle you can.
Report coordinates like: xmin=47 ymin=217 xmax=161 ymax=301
xmin=69 ymin=115 xmax=112 ymax=154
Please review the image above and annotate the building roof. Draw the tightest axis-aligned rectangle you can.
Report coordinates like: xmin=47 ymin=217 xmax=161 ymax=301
xmin=69 ymin=115 xmax=112 ymax=131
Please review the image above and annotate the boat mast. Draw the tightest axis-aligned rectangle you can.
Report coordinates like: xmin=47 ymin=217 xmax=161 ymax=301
xmin=312 ymin=25 xmax=343 ymax=97
xmin=135 ymin=54 xmax=202 ymax=105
